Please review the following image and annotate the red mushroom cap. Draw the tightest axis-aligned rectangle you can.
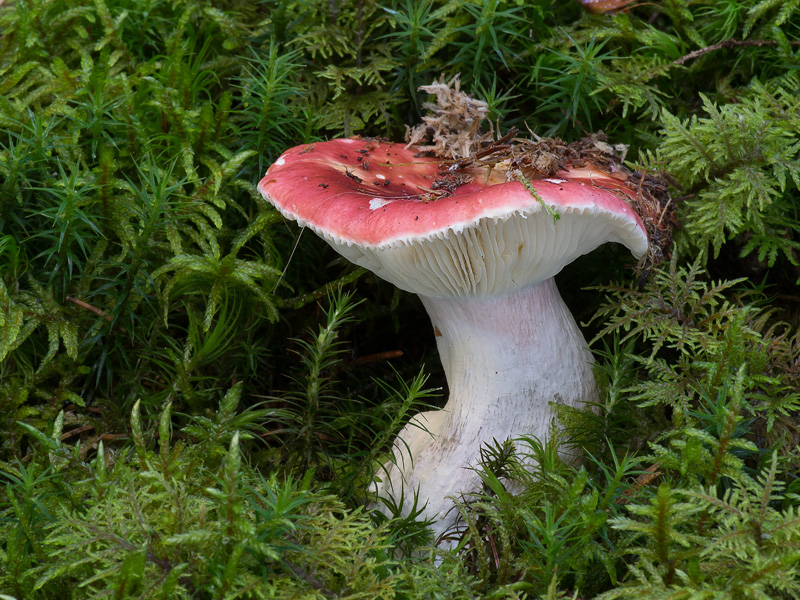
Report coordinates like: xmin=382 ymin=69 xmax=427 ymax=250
xmin=259 ymin=138 xmax=648 ymax=298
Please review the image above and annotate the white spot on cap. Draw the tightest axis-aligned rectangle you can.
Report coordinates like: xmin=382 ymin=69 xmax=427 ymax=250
xmin=376 ymin=173 xmax=386 ymax=180
xmin=275 ymin=156 xmax=286 ymax=166
xmin=544 ymin=178 xmax=566 ymax=184
xmin=369 ymin=198 xmax=391 ymax=210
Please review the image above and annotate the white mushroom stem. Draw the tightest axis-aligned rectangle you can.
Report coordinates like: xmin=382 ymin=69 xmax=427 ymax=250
xmin=376 ymin=277 xmax=599 ymax=540
xmin=259 ymin=137 xmax=649 ymax=543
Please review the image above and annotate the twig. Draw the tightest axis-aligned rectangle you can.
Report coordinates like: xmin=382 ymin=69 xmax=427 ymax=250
xmin=271 ymin=227 xmax=305 ymax=294
xmin=61 ymin=427 xmax=128 ymax=443
xmin=445 ymin=127 xmax=519 ymax=171
xmin=674 ymin=39 xmax=800 ymax=66
xmin=616 ymin=463 xmax=662 ymax=505
xmin=282 ymin=266 xmax=367 ymax=310
xmin=99 ymin=433 xmax=129 ymax=442
xmin=344 ymin=350 xmax=403 ymax=367
xmin=61 ymin=425 xmax=94 ymax=441
xmin=284 ymin=560 xmax=337 ymax=598
xmin=259 ymin=429 xmax=339 ymax=442
xmin=259 ymin=428 xmax=292 ymax=439
xmin=484 ymin=522 xmax=501 ymax=571
xmin=66 ymin=296 xmax=128 ymax=333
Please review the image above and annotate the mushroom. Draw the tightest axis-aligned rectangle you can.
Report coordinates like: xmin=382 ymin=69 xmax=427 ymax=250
xmin=258 ymin=137 xmax=648 ymax=539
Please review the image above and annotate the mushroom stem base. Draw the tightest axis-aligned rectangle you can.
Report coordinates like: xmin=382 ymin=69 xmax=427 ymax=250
xmin=374 ymin=277 xmax=600 ymax=543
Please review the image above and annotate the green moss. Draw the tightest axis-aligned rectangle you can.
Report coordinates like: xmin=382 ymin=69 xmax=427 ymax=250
xmin=1 ymin=0 xmax=799 ymax=597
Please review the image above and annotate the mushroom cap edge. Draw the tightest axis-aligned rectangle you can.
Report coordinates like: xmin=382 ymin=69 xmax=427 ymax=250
xmin=259 ymin=138 xmax=649 ymax=298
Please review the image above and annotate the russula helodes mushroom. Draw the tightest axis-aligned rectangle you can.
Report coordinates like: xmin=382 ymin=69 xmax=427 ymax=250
xmin=258 ymin=137 xmax=648 ymax=538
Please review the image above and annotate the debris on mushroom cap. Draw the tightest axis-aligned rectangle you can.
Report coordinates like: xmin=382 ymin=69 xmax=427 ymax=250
xmin=261 ymin=79 xmax=675 ymax=281
xmin=457 ymin=131 xmax=677 ymax=272
xmin=405 ymin=75 xmax=495 ymax=160
xmin=402 ymin=76 xmax=676 ymax=271
xmin=577 ymin=0 xmax=638 ymax=14
xmin=261 ymin=139 xmax=644 ymax=244
xmin=259 ymin=138 xmax=653 ymax=298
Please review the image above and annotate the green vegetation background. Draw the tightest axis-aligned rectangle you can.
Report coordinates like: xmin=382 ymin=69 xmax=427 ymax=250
xmin=1 ymin=0 xmax=799 ymax=597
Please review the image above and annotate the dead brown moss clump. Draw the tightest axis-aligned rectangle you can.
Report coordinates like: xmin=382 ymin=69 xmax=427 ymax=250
xmin=405 ymin=75 xmax=495 ymax=159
